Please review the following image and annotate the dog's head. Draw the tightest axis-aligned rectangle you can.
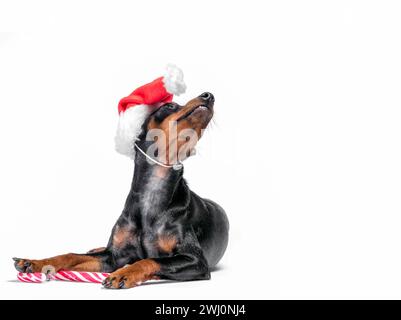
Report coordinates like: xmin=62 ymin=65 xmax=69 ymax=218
xmin=137 ymin=92 xmax=214 ymax=165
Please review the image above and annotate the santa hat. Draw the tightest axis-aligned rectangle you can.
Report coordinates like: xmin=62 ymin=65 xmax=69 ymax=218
xmin=115 ymin=64 xmax=186 ymax=159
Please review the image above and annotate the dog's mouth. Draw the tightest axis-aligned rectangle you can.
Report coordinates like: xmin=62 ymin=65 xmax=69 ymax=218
xmin=177 ymin=103 xmax=213 ymax=122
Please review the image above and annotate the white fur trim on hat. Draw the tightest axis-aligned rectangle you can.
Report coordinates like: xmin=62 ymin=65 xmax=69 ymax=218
xmin=115 ymin=104 xmax=152 ymax=159
xmin=163 ymin=64 xmax=186 ymax=96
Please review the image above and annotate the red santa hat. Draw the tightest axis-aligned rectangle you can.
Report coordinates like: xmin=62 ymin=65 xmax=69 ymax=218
xmin=115 ymin=64 xmax=186 ymax=159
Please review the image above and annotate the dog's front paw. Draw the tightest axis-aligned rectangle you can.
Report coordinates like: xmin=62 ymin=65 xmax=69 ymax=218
xmin=102 ymin=270 xmax=147 ymax=289
xmin=13 ymin=258 xmax=39 ymax=273
xmin=102 ymin=259 xmax=159 ymax=289
xmin=102 ymin=274 xmax=128 ymax=289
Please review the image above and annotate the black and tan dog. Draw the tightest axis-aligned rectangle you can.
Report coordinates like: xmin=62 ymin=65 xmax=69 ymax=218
xmin=13 ymin=92 xmax=229 ymax=289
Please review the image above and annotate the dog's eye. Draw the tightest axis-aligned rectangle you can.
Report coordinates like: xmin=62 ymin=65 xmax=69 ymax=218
xmin=165 ymin=103 xmax=176 ymax=110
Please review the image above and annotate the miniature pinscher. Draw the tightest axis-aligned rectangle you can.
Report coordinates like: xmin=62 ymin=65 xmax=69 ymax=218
xmin=14 ymin=92 xmax=229 ymax=289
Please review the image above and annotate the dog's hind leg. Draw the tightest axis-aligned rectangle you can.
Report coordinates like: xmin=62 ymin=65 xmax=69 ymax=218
xmin=87 ymin=247 xmax=107 ymax=254
xmin=13 ymin=250 xmax=115 ymax=273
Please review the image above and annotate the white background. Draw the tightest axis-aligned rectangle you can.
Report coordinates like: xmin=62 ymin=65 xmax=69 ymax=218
xmin=1 ymin=1 xmax=401 ymax=299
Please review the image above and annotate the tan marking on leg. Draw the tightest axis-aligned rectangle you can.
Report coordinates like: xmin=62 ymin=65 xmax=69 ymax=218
xmin=104 ymin=259 xmax=160 ymax=289
xmin=14 ymin=254 xmax=103 ymax=273
xmin=72 ymin=259 xmax=102 ymax=272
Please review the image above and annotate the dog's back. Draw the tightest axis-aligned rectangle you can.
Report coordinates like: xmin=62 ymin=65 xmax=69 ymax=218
xmin=187 ymin=191 xmax=229 ymax=268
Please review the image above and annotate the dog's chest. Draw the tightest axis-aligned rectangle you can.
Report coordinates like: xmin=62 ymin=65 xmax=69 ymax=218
xmin=139 ymin=175 xmax=169 ymax=216
xmin=136 ymin=175 xmax=177 ymax=256
xmin=140 ymin=223 xmax=177 ymax=258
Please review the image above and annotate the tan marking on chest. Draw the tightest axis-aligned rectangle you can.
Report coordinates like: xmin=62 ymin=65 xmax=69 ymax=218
xmin=113 ymin=226 xmax=136 ymax=249
xmin=157 ymin=234 xmax=178 ymax=253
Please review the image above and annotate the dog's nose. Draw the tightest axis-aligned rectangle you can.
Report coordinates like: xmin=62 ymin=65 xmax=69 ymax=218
xmin=199 ymin=92 xmax=214 ymax=102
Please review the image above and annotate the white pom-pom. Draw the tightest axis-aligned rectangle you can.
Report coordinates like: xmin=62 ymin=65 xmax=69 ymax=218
xmin=163 ymin=63 xmax=186 ymax=96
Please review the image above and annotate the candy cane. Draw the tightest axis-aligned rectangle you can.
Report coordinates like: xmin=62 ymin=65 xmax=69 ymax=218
xmin=17 ymin=271 xmax=110 ymax=284
xmin=51 ymin=270 xmax=110 ymax=283
xmin=17 ymin=272 xmax=46 ymax=283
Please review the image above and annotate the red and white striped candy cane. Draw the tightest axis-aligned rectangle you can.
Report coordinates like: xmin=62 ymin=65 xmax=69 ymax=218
xmin=50 ymin=270 xmax=110 ymax=283
xmin=17 ymin=270 xmax=110 ymax=284
xmin=17 ymin=272 xmax=46 ymax=283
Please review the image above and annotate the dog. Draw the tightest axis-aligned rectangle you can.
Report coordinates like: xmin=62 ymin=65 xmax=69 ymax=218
xmin=13 ymin=92 xmax=229 ymax=289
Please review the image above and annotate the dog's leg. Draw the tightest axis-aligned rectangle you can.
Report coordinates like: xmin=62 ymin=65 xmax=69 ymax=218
xmin=13 ymin=250 xmax=115 ymax=273
xmin=103 ymin=248 xmax=209 ymax=289
xmin=86 ymin=247 xmax=107 ymax=254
